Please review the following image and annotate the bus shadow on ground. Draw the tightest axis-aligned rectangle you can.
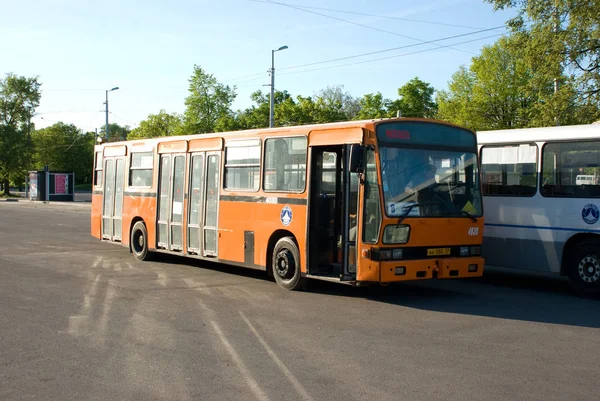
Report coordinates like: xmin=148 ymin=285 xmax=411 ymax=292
xmin=154 ymin=254 xmax=600 ymax=329
xmin=304 ymin=269 xmax=600 ymax=329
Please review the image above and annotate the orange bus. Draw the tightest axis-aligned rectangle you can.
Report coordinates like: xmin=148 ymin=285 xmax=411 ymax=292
xmin=91 ymin=118 xmax=484 ymax=290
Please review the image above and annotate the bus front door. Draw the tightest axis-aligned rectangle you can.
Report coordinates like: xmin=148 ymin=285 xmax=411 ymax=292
xmin=157 ymin=154 xmax=186 ymax=251
xmin=102 ymin=157 xmax=125 ymax=241
xmin=308 ymin=146 xmax=357 ymax=280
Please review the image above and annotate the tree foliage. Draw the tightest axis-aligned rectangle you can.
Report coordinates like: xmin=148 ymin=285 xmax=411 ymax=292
xmin=390 ymin=77 xmax=438 ymax=118
xmin=355 ymin=92 xmax=392 ymax=120
xmin=0 ymin=73 xmax=41 ymax=194
xmin=314 ymin=85 xmax=361 ymax=120
xmin=99 ymin=123 xmax=130 ymax=142
xmin=128 ymin=110 xmax=182 ymax=140
xmin=32 ymin=122 xmax=94 ymax=184
xmin=437 ymin=37 xmax=547 ymax=130
xmin=182 ymin=65 xmax=237 ymax=134
xmin=486 ymin=0 xmax=600 ymax=112
xmin=438 ymin=35 xmax=599 ymax=130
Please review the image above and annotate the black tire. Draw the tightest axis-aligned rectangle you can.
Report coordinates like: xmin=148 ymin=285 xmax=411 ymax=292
xmin=131 ymin=221 xmax=153 ymax=261
xmin=271 ymin=237 xmax=307 ymax=290
xmin=566 ymin=239 xmax=600 ymax=299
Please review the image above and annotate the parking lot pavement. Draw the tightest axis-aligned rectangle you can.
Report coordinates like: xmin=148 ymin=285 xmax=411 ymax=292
xmin=1 ymin=201 xmax=599 ymax=401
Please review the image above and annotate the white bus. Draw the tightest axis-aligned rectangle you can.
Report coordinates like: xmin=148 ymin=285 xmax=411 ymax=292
xmin=477 ymin=122 xmax=600 ymax=298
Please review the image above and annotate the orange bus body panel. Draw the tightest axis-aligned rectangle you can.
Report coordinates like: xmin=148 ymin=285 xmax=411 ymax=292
xmin=308 ymin=128 xmax=363 ymax=146
xmin=189 ymin=137 xmax=223 ymax=152
xmin=158 ymin=140 xmax=188 ymax=153
xmin=104 ymin=145 xmax=127 ymax=157
xmin=218 ymin=200 xmax=307 ymax=270
xmin=122 ymin=194 xmax=157 ymax=248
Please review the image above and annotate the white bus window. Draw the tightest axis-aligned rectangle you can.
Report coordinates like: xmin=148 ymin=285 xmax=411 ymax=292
xmin=481 ymin=144 xmax=537 ymax=196
xmin=263 ymin=137 xmax=307 ymax=192
xmin=541 ymin=141 xmax=600 ymax=198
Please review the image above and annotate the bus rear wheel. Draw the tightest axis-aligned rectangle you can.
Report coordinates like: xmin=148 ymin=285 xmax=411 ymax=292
xmin=131 ymin=221 xmax=153 ymax=261
xmin=272 ymin=237 xmax=306 ymax=290
xmin=567 ymin=239 xmax=600 ymax=299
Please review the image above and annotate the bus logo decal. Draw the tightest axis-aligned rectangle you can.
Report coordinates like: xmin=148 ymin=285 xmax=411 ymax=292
xmin=281 ymin=205 xmax=293 ymax=226
xmin=468 ymin=227 xmax=479 ymax=236
xmin=582 ymin=204 xmax=599 ymax=225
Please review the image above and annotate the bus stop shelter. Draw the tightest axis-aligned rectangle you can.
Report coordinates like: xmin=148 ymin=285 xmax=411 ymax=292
xmin=28 ymin=169 xmax=75 ymax=202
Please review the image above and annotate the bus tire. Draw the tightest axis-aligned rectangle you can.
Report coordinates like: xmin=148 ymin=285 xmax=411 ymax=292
xmin=272 ymin=237 xmax=306 ymax=290
xmin=567 ymin=239 xmax=600 ymax=299
xmin=131 ymin=221 xmax=152 ymax=261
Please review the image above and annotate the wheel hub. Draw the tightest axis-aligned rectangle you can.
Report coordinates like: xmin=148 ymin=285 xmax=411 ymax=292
xmin=275 ymin=250 xmax=294 ymax=279
xmin=578 ymin=255 xmax=600 ymax=283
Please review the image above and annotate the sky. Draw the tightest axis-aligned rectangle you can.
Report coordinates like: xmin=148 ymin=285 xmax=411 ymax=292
xmin=1 ymin=0 xmax=515 ymax=132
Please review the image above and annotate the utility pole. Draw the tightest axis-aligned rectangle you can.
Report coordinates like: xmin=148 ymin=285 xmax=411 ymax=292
xmin=269 ymin=46 xmax=288 ymax=128
xmin=104 ymin=86 xmax=119 ymax=140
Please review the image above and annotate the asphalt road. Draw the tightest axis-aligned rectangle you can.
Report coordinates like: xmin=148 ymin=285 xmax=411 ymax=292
xmin=1 ymin=201 xmax=599 ymax=401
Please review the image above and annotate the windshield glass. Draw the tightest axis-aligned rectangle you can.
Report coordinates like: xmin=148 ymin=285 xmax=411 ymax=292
xmin=380 ymin=146 xmax=482 ymax=218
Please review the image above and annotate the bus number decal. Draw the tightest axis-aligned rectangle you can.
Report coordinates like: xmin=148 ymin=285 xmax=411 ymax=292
xmin=265 ymin=197 xmax=278 ymax=204
xmin=468 ymin=227 xmax=479 ymax=236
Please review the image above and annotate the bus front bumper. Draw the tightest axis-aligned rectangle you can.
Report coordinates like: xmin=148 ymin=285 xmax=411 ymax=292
xmin=379 ymin=257 xmax=484 ymax=283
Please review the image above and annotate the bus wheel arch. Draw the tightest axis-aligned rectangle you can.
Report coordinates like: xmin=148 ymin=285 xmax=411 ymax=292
xmin=562 ymin=235 xmax=600 ymax=299
xmin=130 ymin=218 xmax=153 ymax=261
xmin=267 ymin=231 xmax=306 ymax=290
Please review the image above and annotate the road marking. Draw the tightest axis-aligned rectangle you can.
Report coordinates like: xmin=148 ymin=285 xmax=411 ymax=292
xmin=240 ymin=311 xmax=315 ymax=401
xmin=195 ymin=298 xmax=271 ymax=401
xmin=183 ymin=278 xmax=212 ymax=294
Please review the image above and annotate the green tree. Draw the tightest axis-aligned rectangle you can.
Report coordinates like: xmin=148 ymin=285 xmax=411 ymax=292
xmin=389 ymin=77 xmax=438 ymax=118
xmin=0 ymin=73 xmax=41 ymax=195
xmin=233 ymin=90 xmax=292 ymax=129
xmin=487 ymin=0 xmax=600 ymax=108
xmin=436 ymin=66 xmax=482 ymax=128
xmin=128 ymin=110 xmax=182 ymax=140
xmin=99 ymin=123 xmax=130 ymax=142
xmin=32 ymin=122 xmax=94 ymax=184
xmin=355 ymin=92 xmax=391 ymax=120
xmin=182 ymin=65 xmax=237 ymax=134
xmin=314 ymin=85 xmax=361 ymax=120
xmin=437 ymin=37 xmax=539 ymax=130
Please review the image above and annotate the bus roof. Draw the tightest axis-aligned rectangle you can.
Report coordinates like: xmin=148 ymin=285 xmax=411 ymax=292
xmin=96 ymin=117 xmax=473 ymax=148
xmin=477 ymin=122 xmax=600 ymax=144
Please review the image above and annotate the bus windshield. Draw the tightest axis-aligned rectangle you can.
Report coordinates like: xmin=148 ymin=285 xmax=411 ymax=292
xmin=380 ymin=146 xmax=482 ymax=218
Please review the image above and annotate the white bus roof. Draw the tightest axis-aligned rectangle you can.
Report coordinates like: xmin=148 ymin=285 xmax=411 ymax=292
xmin=477 ymin=122 xmax=600 ymax=144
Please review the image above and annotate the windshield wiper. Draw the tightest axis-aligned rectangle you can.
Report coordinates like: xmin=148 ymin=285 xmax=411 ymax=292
xmin=398 ymin=201 xmax=444 ymax=224
xmin=459 ymin=210 xmax=478 ymax=222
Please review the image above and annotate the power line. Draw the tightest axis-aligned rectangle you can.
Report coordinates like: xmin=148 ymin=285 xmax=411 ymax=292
xmin=278 ymin=32 xmax=507 ymax=76
xmin=249 ymin=0 xmax=488 ymax=30
xmin=278 ymin=25 xmax=505 ymax=72
xmin=262 ymin=0 xmax=475 ymax=55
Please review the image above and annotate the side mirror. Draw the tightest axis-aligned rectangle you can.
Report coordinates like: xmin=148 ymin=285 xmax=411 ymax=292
xmin=349 ymin=144 xmax=364 ymax=173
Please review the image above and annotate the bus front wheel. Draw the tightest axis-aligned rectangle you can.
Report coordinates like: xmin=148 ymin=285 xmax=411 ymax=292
xmin=272 ymin=237 xmax=306 ymax=290
xmin=131 ymin=221 xmax=153 ymax=261
xmin=567 ymin=239 xmax=600 ymax=299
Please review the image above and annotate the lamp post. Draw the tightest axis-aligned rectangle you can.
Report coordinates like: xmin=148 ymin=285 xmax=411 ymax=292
xmin=104 ymin=86 xmax=119 ymax=141
xmin=269 ymin=45 xmax=288 ymax=128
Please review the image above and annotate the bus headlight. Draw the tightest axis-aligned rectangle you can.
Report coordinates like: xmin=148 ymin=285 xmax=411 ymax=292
xmin=383 ymin=225 xmax=410 ymax=244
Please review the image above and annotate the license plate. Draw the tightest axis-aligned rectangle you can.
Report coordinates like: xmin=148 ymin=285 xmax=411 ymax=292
xmin=427 ymin=247 xmax=451 ymax=256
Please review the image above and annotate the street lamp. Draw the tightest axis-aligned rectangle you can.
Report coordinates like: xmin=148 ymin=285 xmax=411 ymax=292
xmin=104 ymin=86 xmax=119 ymax=141
xmin=269 ymin=45 xmax=288 ymax=128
